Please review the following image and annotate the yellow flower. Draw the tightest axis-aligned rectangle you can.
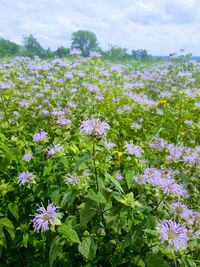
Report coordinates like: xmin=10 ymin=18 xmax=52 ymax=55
xmin=159 ymin=99 xmax=167 ymax=104
xmin=117 ymin=151 xmax=123 ymax=158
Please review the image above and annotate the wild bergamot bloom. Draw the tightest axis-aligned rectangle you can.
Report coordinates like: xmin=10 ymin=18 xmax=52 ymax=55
xmin=124 ymin=143 xmax=143 ymax=157
xmin=158 ymin=220 xmax=188 ymax=251
xmin=47 ymin=144 xmax=62 ymax=157
xmin=171 ymin=202 xmax=193 ymax=221
xmin=80 ymin=117 xmax=110 ymax=138
xmin=33 ymin=130 xmax=48 ymax=142
xmin=65 ymin=173 xmax=80 ymax=185
xmin=23 ymin=153 xmax=32 ymax=162
xmin=18 ymin=171 xmax=35 ymax=185
xmin=32 ymin=203 xmax=61 ymax=232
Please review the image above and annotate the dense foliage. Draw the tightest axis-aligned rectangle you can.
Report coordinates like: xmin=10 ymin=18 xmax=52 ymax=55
xmin=0 ymin=55 xmax=199 ymax=266
xmin=71 ymin=30 xmax=100 ymax=57
xmin=0 ymin=31 xmax=153 ymax=63
xmin=0 ymin=38 xmax=21 ymax=58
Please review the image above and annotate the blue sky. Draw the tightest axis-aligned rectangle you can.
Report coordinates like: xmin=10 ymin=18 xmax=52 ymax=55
xmin=0 ymin=0 xmax=200 ymax=55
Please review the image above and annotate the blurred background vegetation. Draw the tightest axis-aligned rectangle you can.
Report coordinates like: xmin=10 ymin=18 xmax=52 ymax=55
xmin=0 ymin=30 xmax=197 ymax=65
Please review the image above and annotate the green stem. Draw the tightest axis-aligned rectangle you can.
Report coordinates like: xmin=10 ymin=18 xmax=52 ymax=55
xmin=153 ymin=194 xmax=166 ymax=213
xmin=92 ymin=141 xmax=99 ymax=191
xmin=92 ymin=140 xmax=110 ymax=242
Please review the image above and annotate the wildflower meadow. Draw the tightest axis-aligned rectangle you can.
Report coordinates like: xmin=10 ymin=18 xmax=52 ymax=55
xmin=0 ymin=53 xmax=199 ymax=266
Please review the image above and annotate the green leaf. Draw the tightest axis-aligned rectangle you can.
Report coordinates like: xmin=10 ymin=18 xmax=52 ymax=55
xmin=58 ymin=224 xmax=80 ymax=244
xmin=125 ymin=169 xmax=133 ymax=189
xmin=145 ymin=254 xmax=169 ymax=267
xmin=43 ymin=165 xmax=52 ymax=176
xmin=87 ymin=190 xmax=107 ymax=204
xmin=50 ymin=189 xmax=61 ymax=203
xmin=61 ymin=191 xmax=77 ymax=207
xmin=80 ymin=200 xmax=98 ymax=227
xmin=146 ymin=214 xmax=157 ymax=229
xmin=0 ymin=218 xmax=15 ymax=240
xmin=8 ymin=203 xmax=19 ymax=220
xmin=22 ymin=233 xmax=29 ymax=248
xmin=73 ymin=154 xmax=92 ymax=171
xmin=0 ymin=143 xmax=14 ymax=159
xmin=49 ymin=236 xmax=64 ymax=267
xmin=78 ymin=237 xmax=97 ymax=260
xmin=105 ymin=173 xmax=124 ymax=193
xmin=0 ymin=226 xmax=7 ymax=248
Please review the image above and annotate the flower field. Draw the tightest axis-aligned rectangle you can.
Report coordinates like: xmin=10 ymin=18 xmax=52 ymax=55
xmin=0 ymin=55 xmax=200 ymax=266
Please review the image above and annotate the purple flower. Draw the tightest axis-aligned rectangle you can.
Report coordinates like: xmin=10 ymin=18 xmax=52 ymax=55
xmin=83 ymin=170 xmax=92 ymax=177
xmin=51 ymin=110 xmax=65 ymax=116
xmin=32 ymin=203 xmax=60 ymax=232
xmin=159 ymin=179 xmax=189 ymax=198
xmin=106 ymin=142 xmax=116 ymax=149
xmin=80 ymin=117 xmax=110 ymax=138
xmin=70 ymin=48 xmax=81 ymax=56
xmin=131 ymin=122 xmax=142 ymax=129
xmin=56 ymin=118 xmax=71 ymax=126
xmin=89 ymin=51 xmax=101 ymax=59
xmin=111 ymin=65 xmax=122 ymax=73
xmin=158 ymin=220 xmax=188 ymax=251
xmin=193 ymin=212 xmax=200 ymax=225
xmin=0 ymin=82 xmax=12 ymax=90
xmin=65 ymin=72 xmax=73 ymax=80
xmin=134 ymin=167 xmax=189 ymax=198
xmin=183 ymin=152 xmax=200 ymax=165
xmin=65 ymin=174 xmax=80 ymax=185
xmin=19 ymin=100 xmax=30 ymax=108
xmin=115 ymin=172 xmax=123 ymax=180
xmin=184 ymin=120 xmax=193 ymax=126
xmin=195 ymin=102 xmax=200 ymax=107
xmin=42 ymin=110 xmax=50 ymax=116
xmin=23 ymin=153 xmax=32 ymax=162
xmin=166 ymin=145 xmax=185 ymax=161
xmin=18 ymin=171 xmax=35 ymax=185
xmin=157 ymin=109 xmax=164 ymax=115
xmin=124 ymin=144 xmax=143 ymax=157
xmin=171 ymin=202 xmax=192 ymax=220
xmin=33 ymin=130 xmax=48 ymax=142
xmin=47 ymin=144 xmax=62 ymax=157
xmin=148 ymin=136 xmax=168 ymax=150
xmin=87 ymin=84 xmax=99 ymax=93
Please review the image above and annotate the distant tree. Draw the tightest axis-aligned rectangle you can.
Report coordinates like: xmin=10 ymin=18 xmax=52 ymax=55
xmin=0 ymin=38 xmax=20 ymax=57
xmin=44 ymin=47 xmax=54 ymax=58
xmin=71 ymin=30 xmax=99 ymax=57
xmin=22 ymin=34 xmax=45 ymax=58
xmin=103 ymin=46 xmax=131 ymax=61
xmin=54 ymin=46 xmax=70 ymax=58
xmin=131 ymin=49 xmax=150 ymax=60
xmin=131 ymin=50 xmax=138 ymax=60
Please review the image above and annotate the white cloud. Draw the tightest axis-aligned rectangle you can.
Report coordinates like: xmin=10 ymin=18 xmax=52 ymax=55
xmin=0 ymin=0 xmax=199 ymax=55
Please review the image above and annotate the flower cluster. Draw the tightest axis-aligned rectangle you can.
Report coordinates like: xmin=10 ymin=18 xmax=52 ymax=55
xmin=124 ymin=143 xmax=144 ymax=157
xmin=134 ymin=167 xmax=189 ymax=198
xmin=47 ymin=144 xmax=62 ymax=157
xmin=65 ymin=173 xmax=80 ymax=185
xmin=171 ymin=202 xmax=193 ymax=221
xmin=80 ymin=117 xmax=110 ymax=138
xmin=33 ymin=130 xmax=48 ymax=142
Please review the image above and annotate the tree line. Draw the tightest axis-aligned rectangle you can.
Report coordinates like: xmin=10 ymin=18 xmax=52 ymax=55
xmin=0 ymin=30 xmax=152 ymax=61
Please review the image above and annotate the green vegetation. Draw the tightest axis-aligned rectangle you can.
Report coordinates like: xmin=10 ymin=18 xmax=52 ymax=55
xmin=0 ymin=38 xmax=21 ymax=57
xmin=0 ymin=30 xmax=160 ymax=64
xmin=71 ymin=30 xmax=100 ymax=57
xmin=0 ymin=54 xmax=199 ymax=266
